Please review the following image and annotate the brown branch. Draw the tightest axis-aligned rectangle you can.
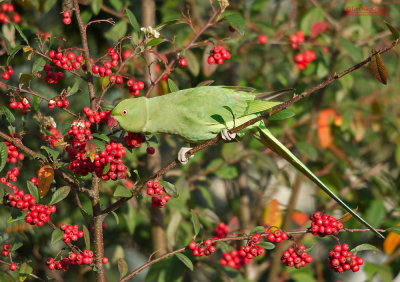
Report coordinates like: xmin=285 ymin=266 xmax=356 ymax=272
xmin=144 ymin=6 xmax=221 ymax=97
xmin=0 ymin=260 xmax=46 ymax=281
xmin=103 ymin=38 xmax=399 ymax=216
xmin=120 ymin=227 xmax=387 ymax=281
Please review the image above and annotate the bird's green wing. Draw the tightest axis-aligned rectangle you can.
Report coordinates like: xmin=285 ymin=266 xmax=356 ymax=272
xmin=255 ymin=126 xmax=384 ymax=239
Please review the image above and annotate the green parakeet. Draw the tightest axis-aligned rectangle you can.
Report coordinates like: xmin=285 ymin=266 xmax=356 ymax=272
xmin=111 ymin=86 xmax=383 ymax=238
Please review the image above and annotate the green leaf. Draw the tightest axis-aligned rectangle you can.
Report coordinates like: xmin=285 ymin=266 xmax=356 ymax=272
xmin=114 ymin=186 xmax=132 ymax=197
xmin=83 ymin=224 xmax=90 ymax=250
xmin=210 ymin=114 xmax=226 ymax=126
xmin=7 ymin=45 xmax=22 ymax=65
xmin=90 ymin=139 xmax=106 ymax=152
xmin=92 ymin=133 xmax=110 ymax=143
xmin=250 ymin=226 xmax=265 ymax=234
xmin=111 ymin=211 xmax=119 ymax=225
xmin=214 ymin=165 xmax=238 ymax=179
xmin=384 ymin=21 xmax=399 ymax=40
xmin=103 ymin=162 xmax=110 ymax=175
xmin=67 ymin=79 xmax=80 ymax=95
xmin=350 ymin=243 xmax=381 ymax=254
xmin=387 ymin=226 xmax=400 ymax=234
xmin=223 ymin=11 xmax=246 ymax=35
xmin=32 ymin=57 xmax=46 ymax=73
xmin=365 ymin=199 xmax=385 ymax=228
xmin=132 ymin=169 xmax=140 ymax=184
xmin=339 ymin=39 xmax=363 ymax=62
xmin=0 ymin=105 xmax=16 ymax=123
xmin=257 ymin=242 xmax=275 ymax=250
xmin=10 ymin=242 xmax=22 ymax=251
xmin=118 ymin=258 xmax=128 ymax=279
xmin=91 ymin=0 xmax=102 ymax=15
xmin=125 ymin=9 xmax=140 ymax=36
xmin=26 ymin=181 xmax=39 ymax=203
xmin=41 ymin=145 xmax=60 ymax=160
xmin=19 ymin=73 xmax=34 ymax=87
xmin=0 ymin=142 xmax=8 ymax=173
xmin=18 ymin=262 xmax=33 ymax=282
xmin=49 ymin=186 xmax=71 ymax=205
xmin=191 ymin=209 xmax=200 ymax=236
xmin=185 ymin=50 xmax=200 ymax=76
xmin=11 ymin=22 xmax=29 ymax=45
xmin=296 ymin=141 xmax=318 ymax=161
xmin=104 ymin=21 xmax=127 ymax=42
xmin=168 ymin=78 xmax=179 ymax=93
xmin=364 ymin=263 xmax=393 ymax=282
xmin=159 ymin=180 xmax=178 ymax=197
xmin=146 ymin=38 xmax=164 ymax=47
xmin=268 ymin=109 xmax=295 ymax=120
xmin=0 ymin=187 xmax=3 ymax=204
xmin=175 ymin=253 xmax=193 ymax=271
xmin=50 ymin=228 xmax=64 ymax=244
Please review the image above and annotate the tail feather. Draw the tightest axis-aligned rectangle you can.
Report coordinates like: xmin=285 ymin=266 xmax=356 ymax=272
xmin=255 ymin=126 xmax=384 ymax=239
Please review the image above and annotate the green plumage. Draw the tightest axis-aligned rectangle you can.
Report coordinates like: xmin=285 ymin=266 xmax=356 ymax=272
xmin=111 ymin=86 xmax=383 ymax=238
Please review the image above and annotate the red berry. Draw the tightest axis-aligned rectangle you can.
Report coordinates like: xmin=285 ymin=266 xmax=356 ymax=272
xmin=146 ymin=147 xmax=155 ymax=155
xmin=2 ymin=72 xmax=10 ymax=80
xmin=63 ymin=17 xmax=71 ymax=25
xmin=9 ymin=264 xmax=17 ymax=271
xmin=102 ymin=257 xmax=108 ymax=264
xmin=189 ymin=241 xmax=197 ymax=250
xmin=178 ymin=58 xmax=187 ymax=67
xmin=258 ymin=34 xmax=267 ymax=44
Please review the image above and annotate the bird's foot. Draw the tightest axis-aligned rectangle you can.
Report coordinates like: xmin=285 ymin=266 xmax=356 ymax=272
xmin=221 ymin=128 xmax=236 ymax=141
xmin=178 ymin=147 xmax=194 ymax=164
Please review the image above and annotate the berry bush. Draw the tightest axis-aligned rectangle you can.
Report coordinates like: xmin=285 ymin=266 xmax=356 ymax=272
xmin=0 ymin=1 xmax=399 ymax=281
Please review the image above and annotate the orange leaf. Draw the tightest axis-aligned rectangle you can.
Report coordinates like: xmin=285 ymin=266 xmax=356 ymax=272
xmin=384 ymin=228 xmax=400 ymax=254
xmin=263 ymin=199 xmax=282 ymax=228
xmin=292 ymin=211 xmax=309 ymax=226
xmin=318 ymin=127 xmax=332 ymax=148
xmin=38 ymin=165 xmax=54 ymax=198
xmin=369 ymin=50 xmax=387 ymax=85
xmin=339 ymin=207 xmax=358 ymax=223
xmin=85 ymin=140 xmax=97 ymax=162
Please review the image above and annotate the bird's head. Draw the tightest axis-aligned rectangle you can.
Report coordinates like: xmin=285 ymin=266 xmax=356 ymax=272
xmin=111 ymin=97 xmax=148 ymax=133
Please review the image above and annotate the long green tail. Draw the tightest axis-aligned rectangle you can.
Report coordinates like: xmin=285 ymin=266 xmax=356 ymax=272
xmin=256 ymin=126 xmax=384 ymax=239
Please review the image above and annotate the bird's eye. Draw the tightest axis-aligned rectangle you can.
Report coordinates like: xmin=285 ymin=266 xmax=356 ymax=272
xmin=121 ymin=109 xmax=128 ymax=116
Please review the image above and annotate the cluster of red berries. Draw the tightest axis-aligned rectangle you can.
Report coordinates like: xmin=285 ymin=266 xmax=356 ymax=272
xmin=5 ymin=189 xmax=56 ymax=226
xmin=49 ymin=50 xmax=83 ymax=71
xmin=25 ymin=203 xmax=56 ymax=226
xmin=146 ymin=181 xmax=170 ymax=208
xmin=42 ymin=125 xmax=62 ymax=148
xmin=188 ymin=239 xmax=216 ymax=257
xmin=4 ymin=139 xmax=24 ymax=163
xmin=124 ymin=132 xmax=145 ymax=148
xmin=289 ymin=30 xmax=305 ymax=49
xmin=178 ymin=57 xmax=187 ymax=67
xmin=258 ymin=34 xmax=267 ymax=44
xmin=46 ymin=257 xmax=70 ymax=271
xmin=1 ymin=243 xmax=11 ymax=257
xmin=0 ymin=3 xmax=20 ymax=24
xmin=62 ymin=10 xmax=71 ymax=25
xmin=4 ymin=167 xmax=19 ymax=182
xmin=1 ymin=65 xmax=13 ymax=80
xmin=60 ymin=224 xmax=84 ymax=243
xmin=126 ymin=79 xmax=145 ymax=96
xmin=219 ymin=250 xmax=251 ymax=269
xmin=212 ymin=222 xmax=229 ymax=239
xmin=266 ymin=229 xmax=288 ymax=243
xmin=207 ymin=46 xmax=231 ymax=65
xmin=83 ymin=107 xmax=110 ymax=124
xmin=66 ymin=120 xmax=127 ymax=180
xmin=281 ymin=245 xmax=312 ymax=269
xmin=92 ymin=48 xmax=119 ymax=76
xmin=48 ymin=97 xmax=69 ymax=109
xmin=43 ymin=64 xmax=64 ymax=84
xmin=309 ymin=211 xmax=343 ymax=237
xmin=238 ymin=233 xmax=266 ymax=259
xmin=9 ymin=97 xmax=30 ymax=113
xmin=328 ymin=244 xmax=363 ymax=273
xmin=294 ymin=50 xmax=316 ymax=70
xmin=68 ymin=250 xmax=93 ymax=265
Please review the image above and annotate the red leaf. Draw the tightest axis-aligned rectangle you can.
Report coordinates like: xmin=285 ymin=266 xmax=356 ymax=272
xmin=310 ymin=21 xmax=329 ymax=38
